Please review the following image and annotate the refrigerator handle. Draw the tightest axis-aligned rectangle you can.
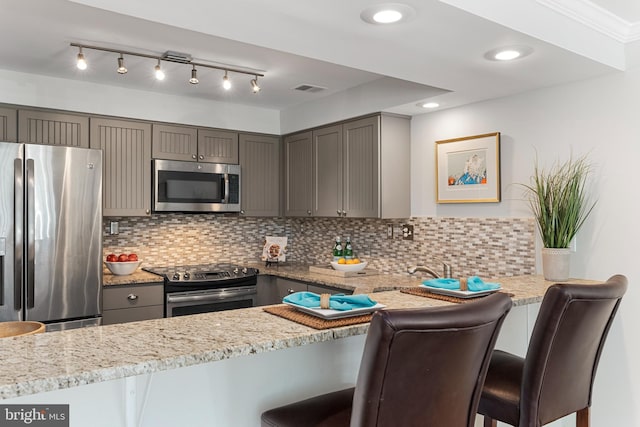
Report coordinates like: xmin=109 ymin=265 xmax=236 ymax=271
xmin=26 ymin=159 xmax=35 ymax=309
xmin=14 ymin=159 xmax=24 ymax=311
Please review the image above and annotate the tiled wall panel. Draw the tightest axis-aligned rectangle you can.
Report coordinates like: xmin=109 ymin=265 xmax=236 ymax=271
xmin=103 ymin=215 xmax=535 ymax=277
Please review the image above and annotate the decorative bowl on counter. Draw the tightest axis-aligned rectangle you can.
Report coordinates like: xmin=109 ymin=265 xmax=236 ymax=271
xmin=330 ymin=261 xmax=368 ymax=272
xmin=105 ymin=260 xmax=142 ymax=276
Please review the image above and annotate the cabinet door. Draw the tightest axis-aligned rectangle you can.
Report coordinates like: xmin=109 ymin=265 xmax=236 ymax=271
xmin=18 ymin=110 xmax=89 ymax=147
xmin=343 ymin=116 xmax=379 ymax=218
xmin=0 ymin=107 xmax=17 ymax=142
xmin=284 ymin=131 xmax=313 ymax=217
xmin=152 ymin=124 xmax=198 ymax=161
xmin=313 ymin=124 xmax=343 ymax=217
xmin=239 ymin=133 xmax=280 ymax=216
xmin=276 ymin=278 xmax=308 ymax=300
xmin=197 ymin=129 xmax=239 ymax=164
xmin=90 ymin=118 xmax=151 ymax=216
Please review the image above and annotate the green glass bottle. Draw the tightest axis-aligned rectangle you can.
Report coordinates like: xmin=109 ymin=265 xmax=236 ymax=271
xmin=344 ymin=236 xmax=353 ymax=259
xmin=332 ymin=236 xmax=343 ymax=261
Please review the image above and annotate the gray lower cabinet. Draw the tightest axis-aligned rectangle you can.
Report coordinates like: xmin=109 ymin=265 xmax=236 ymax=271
xmin=0 ymin=107 xmax=17 ymax=142
xmin=102 ymin=282 xmax=164 ymax=325
xmin=239 ymin=133 xmax=280 ymax=216
xmin=18 ymin=109 xmax=89 ymax=147
xmin=90 ymin=117 xmax=152 ymax=216
xmin=257 ymin=278 xmax=352 ymax=306
xmin=307 ymin=284 xmax=352 ymax=295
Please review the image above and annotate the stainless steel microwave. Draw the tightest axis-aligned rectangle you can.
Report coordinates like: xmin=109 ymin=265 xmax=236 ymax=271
xmin=153 ymin=159 xmax=241 ymax=213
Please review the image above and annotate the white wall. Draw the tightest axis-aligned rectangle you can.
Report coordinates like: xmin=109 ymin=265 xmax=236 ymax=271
xmin=0 ymin=69 xmax=281 ymax=134
xmin=411 ymin=69 xmax=640 ymax=426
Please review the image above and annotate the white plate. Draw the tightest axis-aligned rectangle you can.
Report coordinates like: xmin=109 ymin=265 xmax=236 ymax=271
xmin=419 ymin=284 xmax=501 ymax=299
xmin=284 ymin=301 xmax=386 ymax=319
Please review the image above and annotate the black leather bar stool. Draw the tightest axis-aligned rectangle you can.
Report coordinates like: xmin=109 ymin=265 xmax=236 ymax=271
xmin=261 ymin=292 xmax=513 ymax=427
xmin=478 ymin=275 xmax=627 ymax=427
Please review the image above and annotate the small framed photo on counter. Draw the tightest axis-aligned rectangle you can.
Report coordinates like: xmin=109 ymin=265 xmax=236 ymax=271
xmin=435 ymin=132 xmax=501 ymax=203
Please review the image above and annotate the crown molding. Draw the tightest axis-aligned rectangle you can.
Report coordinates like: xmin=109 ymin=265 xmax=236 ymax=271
xmin=537 ymin=0 xmax=640 ymax=43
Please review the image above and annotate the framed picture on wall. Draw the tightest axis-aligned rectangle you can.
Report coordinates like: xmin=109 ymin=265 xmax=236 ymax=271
xmin=435 ymin=132 xmax=501 ymax=203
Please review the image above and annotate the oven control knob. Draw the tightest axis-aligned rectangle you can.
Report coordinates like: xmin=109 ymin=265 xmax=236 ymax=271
xmin=242 ymin=267 xmax=248 ymax=274
xmin=183 ymin=272 xmax=190 ymax=280
xmin=172 ymin=273 xmax=180 ymax=281
xmin=233 ymin=268 xmax=239 ymax=274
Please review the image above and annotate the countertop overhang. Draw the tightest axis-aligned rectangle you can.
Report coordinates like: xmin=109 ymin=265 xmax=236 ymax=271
xmin=3 ymin=267 xmax=600 ymax=400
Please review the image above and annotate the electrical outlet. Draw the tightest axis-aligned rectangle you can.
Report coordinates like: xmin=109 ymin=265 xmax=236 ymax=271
xmin=386 ymin=224 xmax=393 ymax=239
xmin=402 ymin=224 xmax=414 ymax=240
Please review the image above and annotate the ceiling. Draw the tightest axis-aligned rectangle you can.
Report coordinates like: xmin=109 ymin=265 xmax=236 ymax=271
xmin=1 ymin=0 xmax=638 ymax=116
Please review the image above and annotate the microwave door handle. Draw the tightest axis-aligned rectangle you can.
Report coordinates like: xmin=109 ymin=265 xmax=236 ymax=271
xmin=26 ymin=159 xmax=35 ymax=309
xmin=14 ymin=159 xmax=23 ymax=311
xmin=224 ymin=173 xmax=230 ymax=204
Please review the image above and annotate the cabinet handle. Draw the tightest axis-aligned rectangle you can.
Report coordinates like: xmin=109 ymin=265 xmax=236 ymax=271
xmin=145 ymin=209 xmax=150 ymax=215
xmin=199 ymin=155 xmax=204 ymax=160
xmin=240 ymin=209 xmax=245 ymax=215
xmin=342 ymin=210 xmax=347 ymax=216
xmin=192 ymin=154 xmax=197 ymax=159
xmin=127 ymin=293 xmax=139 ymax=301
xmin=287 ymin=288 xmax=296 ymax=294
xmin=307 ymin=210 xmax=311 ymax=215
xmin=337 ymin=210 xmax=341 ymax=215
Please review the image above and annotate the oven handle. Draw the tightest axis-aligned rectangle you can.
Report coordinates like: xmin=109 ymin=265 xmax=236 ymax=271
xmin=166 ymin=287 xmax=256 ymax=304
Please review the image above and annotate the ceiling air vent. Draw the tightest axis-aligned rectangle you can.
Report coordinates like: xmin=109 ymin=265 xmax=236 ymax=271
xmin=162 ymin=51 xmax=193 ymax=63
xmin=293 ymin=84 xmax=327 ymax=93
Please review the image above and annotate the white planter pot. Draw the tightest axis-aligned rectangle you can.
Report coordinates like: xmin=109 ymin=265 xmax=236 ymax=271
xmin=541 ymin=248 xmax=571 ymax=281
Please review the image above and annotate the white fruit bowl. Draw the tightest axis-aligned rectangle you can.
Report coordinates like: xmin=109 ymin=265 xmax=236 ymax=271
xmin=105 ymin=260 xmax=142 ymax=276
xmin=330 ymin=261 xmax=368 ymax=272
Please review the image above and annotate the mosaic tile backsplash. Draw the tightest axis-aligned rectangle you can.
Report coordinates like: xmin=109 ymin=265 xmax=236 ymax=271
xmin=103 ymin=215 xmax=535 ymax=278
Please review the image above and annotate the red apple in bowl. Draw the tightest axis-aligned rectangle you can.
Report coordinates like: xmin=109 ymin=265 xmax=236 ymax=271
xmin=127 ymin=253 xmax=138 ymax=261
xmin=118 ymin=253 xmax=129 ymax=262
xmin=106 ymin=253 xmax=117 ymax=262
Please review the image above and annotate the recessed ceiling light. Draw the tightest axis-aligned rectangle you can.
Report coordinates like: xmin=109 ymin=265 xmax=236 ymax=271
xmin=484 ymin=45 xmax=533 ymax=62
xmin=421 ymin=102 xmax=440 ymax=109
xmin=361 ymin=3 xmax=416 ymax=25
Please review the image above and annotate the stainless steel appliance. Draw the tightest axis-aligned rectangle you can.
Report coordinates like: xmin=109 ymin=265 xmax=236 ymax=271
xmin=153 ymin=159 xmax=241 ymax=213
xmin=0 ymin=142 xmax=103 ymax=330
xmin=143 ymin=264 xmax=258 ymax=317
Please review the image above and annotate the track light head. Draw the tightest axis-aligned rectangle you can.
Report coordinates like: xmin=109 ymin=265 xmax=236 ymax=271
xmin=117 ymin=55 xmax=127 ymax=74
xmin=189 ymin=66 xmax=199 ymax=85
xmin=154 ymin=59 xmax=165 ymax=81
xmin=76 ymin=47 xmax=87 ymax=70
xmin=251 ymin=77 xmax=260 ymax=93
xmin=222 ymin=71 xmax=231 ymax=90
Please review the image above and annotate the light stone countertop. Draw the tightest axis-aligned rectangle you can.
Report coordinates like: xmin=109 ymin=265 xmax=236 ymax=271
xmin=15 ymin=267 xmax=595 ymax=403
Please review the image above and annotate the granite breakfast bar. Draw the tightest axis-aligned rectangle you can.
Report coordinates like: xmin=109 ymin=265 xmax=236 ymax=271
xmin=0 ymin=273 xmax=595 ymax=427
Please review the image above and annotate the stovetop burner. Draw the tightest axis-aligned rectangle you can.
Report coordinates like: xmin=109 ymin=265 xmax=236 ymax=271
xmin=143 ymin=263 xmax=258 ymax=283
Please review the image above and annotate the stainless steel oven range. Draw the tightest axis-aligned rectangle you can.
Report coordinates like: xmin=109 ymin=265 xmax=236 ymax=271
xmin=142 ymin=264 xmax=259 ymax=317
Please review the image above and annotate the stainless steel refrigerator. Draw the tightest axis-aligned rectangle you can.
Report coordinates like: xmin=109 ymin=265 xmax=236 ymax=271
xmin=0 ymin=142 xmax=103 ymax=330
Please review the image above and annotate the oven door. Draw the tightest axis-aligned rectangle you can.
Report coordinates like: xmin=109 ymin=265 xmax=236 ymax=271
xmin=165 ymin=285 xmax=256 ymax=317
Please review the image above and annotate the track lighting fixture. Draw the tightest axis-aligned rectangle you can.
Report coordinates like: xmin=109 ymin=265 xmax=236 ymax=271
xmin=251 ymin=76 xmax=260 ymax=93
xmin=222 ymin=71 xmax=231 ymax=90
xmin=154 ymin=59 xmax=165 ymax=81
xmin=70 ymin=43 xmax=264 ymax=94
xmin=117 ymin=55 xmax=127 ymax=74
xmin=76 ymin=47 xmax=87 ymax=70
xmin=189 ymin=65 xmax=199 ymax=85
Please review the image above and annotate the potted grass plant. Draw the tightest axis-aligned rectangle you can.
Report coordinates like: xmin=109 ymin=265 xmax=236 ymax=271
xmin=522 ymin=154 xmax=596 ymax=281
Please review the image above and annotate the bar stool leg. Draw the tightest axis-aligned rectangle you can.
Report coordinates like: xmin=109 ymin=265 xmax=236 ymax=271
xmin=576 ymin=407 xmax=590 ymax=427
xmin=483 ymin=416 xmax=497 ymax=427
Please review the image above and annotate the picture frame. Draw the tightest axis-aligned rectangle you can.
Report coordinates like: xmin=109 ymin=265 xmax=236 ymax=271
xmin=435 ymin=132 xmax=501 ymax=203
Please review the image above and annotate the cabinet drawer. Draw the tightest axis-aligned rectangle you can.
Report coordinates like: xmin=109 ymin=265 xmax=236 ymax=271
xmin=307 ymin=284 xmax=353 ymax=295
xmin=103 ymin=283 xmax=164 ymax=310
xmin=103 ymin=305 xmax=164 ymax=325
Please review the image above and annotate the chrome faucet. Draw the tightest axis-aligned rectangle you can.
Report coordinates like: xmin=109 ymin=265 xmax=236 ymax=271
xmin=407 ymin=263 xmax=452 ymax=279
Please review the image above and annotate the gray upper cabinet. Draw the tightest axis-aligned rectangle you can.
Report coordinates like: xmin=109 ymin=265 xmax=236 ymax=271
xmin=313 ymin=124 xmax=343 ymax=217
xmin=285 ymin=114 xmax=409 ymax=219
xmin=90 ymin=117 xmax=152 ymax=217
xmin=152 ymin=125 xmax=239 ymax=164
xmin=152 ymin=124 xmax=198 ymax=161
xmin=198 ymin=129 xmax=239 ymax=164
xmin=284 ymin=131 xmax=313 ymax=217
xmin=239 ymin=133 xmax=280 ymax=217
xmin=18 ymin=109 xmax=89 ymax=147
xmin=0 ymin=107 xmax=17 ymax=142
